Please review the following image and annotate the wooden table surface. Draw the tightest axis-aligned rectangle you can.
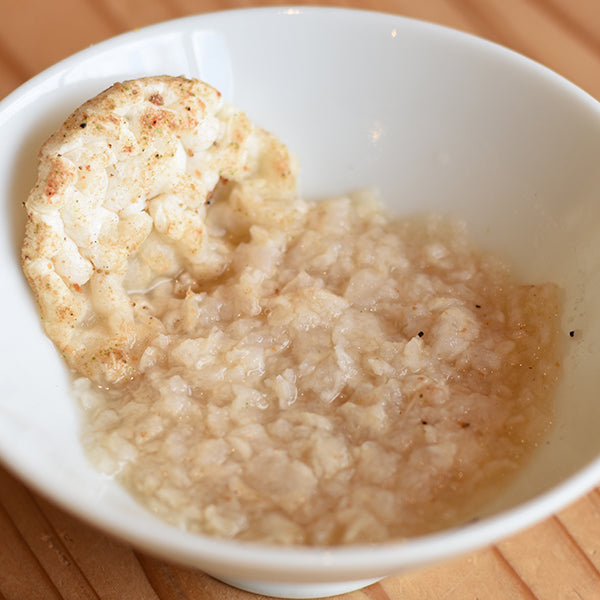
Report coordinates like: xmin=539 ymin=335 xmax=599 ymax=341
xmin=2 ymin=1 xmax=600 ymax=598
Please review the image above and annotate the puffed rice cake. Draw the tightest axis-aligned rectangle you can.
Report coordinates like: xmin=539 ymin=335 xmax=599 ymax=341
xmin=22 ymin=75 xmax=301 ymax=384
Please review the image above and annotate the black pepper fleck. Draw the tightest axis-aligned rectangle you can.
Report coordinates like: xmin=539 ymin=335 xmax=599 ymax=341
xmin=570 ymin=330 xmax=575 ymax=337
xmin=418 ymin=331 xmax=424 ymax=337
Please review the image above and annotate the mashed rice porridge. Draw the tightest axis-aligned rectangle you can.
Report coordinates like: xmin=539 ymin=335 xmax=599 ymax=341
xmin=76 ymin=190 xmax=560 ymax=546
xmin=22 ymin=76 xmax=561 ymax=546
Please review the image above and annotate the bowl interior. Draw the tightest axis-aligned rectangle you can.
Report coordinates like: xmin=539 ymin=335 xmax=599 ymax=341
xmin=1 ymin=6 xmax=600 ymax=584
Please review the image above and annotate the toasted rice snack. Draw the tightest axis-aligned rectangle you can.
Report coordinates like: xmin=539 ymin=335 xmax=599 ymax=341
xmin=22 ymin=75 xmax=301 ymax=384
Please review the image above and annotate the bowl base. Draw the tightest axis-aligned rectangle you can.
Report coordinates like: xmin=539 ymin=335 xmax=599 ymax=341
xmin=214 ymin=575 xmax=383 ymax=598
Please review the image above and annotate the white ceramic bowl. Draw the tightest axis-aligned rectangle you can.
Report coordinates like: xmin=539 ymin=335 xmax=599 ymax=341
xmin=2 ymin=7 xmax=600 ymax=599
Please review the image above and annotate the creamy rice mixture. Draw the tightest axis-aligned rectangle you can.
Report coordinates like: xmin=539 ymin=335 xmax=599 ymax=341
xmin=76 ymin=190 xmax=561 ymax=546
xmin=21 ymin=76 xmax=560 ymax=546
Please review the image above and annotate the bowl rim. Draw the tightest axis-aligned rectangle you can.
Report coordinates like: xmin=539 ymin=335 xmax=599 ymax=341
xmin=3 ymin=4 xmax=600 ymax=580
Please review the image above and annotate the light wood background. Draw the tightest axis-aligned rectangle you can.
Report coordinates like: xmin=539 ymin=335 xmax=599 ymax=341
xmin=2 ymin=1 xmax=600 ymax=598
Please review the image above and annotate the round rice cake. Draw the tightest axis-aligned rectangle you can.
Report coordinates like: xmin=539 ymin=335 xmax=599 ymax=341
xmin=22 ymin=75 xmax=301 ymax=385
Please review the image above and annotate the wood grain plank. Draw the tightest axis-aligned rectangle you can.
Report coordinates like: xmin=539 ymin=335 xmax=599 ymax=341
xmin=0 ymin=499 xmax=63 ymax=600
xmin=556 ymin=490 xmax=600 ymax=573
xmin=0 ymin=60 xmax=25 ymax=102
xmin=0 ymin=0 xmax=117 ymax=81
xmin=0 ymin=33 xmax=30 ymax=99
xmin=497 ymin=516 xmax=600 ymax=599
xmin=35 ymin=495 xmax=162 ymax=600
xmin=0 ymin=468 xmax=100 ymax=600
xmin=381 ymin=547 xmax=537 ymax=599
xmin=92 ymin=0 xmax=180 ymax=31
xmin=530 ymin=0 xmax=600 ymax=51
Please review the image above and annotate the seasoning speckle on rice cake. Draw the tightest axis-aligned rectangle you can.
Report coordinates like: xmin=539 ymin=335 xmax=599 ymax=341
xmin=23 ymin=76 xmax=561 ymax=546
